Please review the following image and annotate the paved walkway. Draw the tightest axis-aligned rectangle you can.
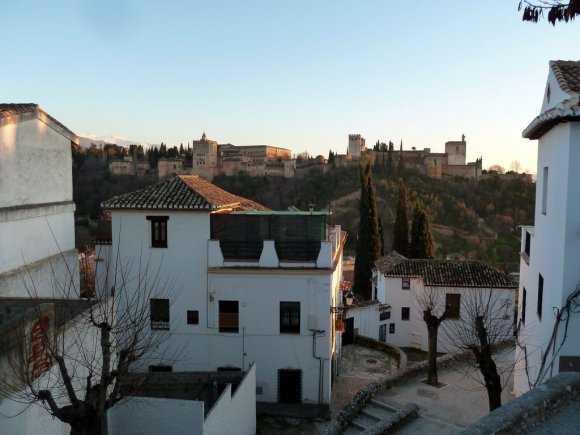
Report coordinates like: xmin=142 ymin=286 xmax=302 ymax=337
xmin=332 ymin=345 xmax=515 ymax=433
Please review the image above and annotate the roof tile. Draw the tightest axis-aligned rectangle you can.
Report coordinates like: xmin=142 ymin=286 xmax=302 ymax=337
xmin=375 ymin=254 xmax=516 ymax=288
xmin=101 ymin=175 xmax=268 ymax=211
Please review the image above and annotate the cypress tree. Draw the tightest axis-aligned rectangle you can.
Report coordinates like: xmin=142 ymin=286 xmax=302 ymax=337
xmin=397 ymin=139 xmax=405 ymax=177
xmin=353 ymin=162 xmax=381 ymax=300
xmin=392 ymin=179 xmax=410 ymax=257
xmin=410 ymin=206 xmax=435 ymax=259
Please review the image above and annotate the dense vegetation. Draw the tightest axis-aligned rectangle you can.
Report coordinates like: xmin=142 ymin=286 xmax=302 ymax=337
xmin=213 ymin=163 xmax=535 ymax=272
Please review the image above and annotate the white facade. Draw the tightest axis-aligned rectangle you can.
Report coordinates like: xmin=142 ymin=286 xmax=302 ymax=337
xmin=97 ymin=181 xmax=346 ymax=413
xmin=373 ymin=257 xmax=516 ymax=353
xmin=0 ymin=104 xmax=78 ymax=298
xmin=514 ymin=60 xmax=580 ymax=396
xmin=346 ymin=302 xmax=390 ymax=342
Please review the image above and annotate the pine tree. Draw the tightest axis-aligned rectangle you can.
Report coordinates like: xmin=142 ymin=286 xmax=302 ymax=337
xmin=353 ymin=162 xmax=381 ymax=300
xmin=410 ymin=206 xmax=435 ymax=259
xmin=392 ymin=179 xmax=410 ymax=256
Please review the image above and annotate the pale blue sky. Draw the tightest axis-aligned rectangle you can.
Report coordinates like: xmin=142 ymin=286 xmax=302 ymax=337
xmin=3 ymin=1 xmax=579 ymax=173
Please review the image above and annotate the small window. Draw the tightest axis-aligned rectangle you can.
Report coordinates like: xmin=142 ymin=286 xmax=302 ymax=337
xmin=524 ymin=231 xmax=531 ymax=259
xmin=401 ymin=307 xmax=410 ymax=321
xmin=380 ymin=311 xmax=391 ymax=321
xmin=522 ymin=288 xmax=527 ymax=325
xmin=187 ymin=310 xmax=199 ymax=325
xmin=147 ymin=216 xmax=169 ymax=248
xmin=150 ymin=299 xmax=170 ymax=330
xmin=445 ymin=294 xmax=461 ymax=319
xmin=538 ymin=275 xmax=544 ymax=320
xmin=542 ymin=167 xmax=548 ymax=215
xmin=149 ymin=365 xmax=172 ymax=372
xmin=280 ymin=302 xmax=300 ymax=334
xmin=389 ymin=323 xmax=395 ymax=334
xmin=402 ymin=277 xmax=411 ymax=290
xmin=219 ymin=300 xmax=239 ymax=333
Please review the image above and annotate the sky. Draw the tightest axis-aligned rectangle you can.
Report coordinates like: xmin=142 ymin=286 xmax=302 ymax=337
xmin=3 ymin=1 xmax=580 ymax=174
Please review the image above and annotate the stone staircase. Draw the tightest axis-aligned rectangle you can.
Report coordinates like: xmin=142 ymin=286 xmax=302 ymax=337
xmin=343 ymin=397 xmax=417 ymax=434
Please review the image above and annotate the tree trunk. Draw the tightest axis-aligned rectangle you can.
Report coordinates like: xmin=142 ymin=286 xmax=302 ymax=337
xmin=478 ymin=349 xmax=502 ymax=411
xmin=426 ymin=322 xmax=438 ymax=386
xmin=474 ymin=315 xmax=502 ymax=411
xmin=423 ymin=309 xmax=445 ymax=387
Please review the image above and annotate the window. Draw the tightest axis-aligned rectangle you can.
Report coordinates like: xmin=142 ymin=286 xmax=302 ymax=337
xmin=524 ymin=231 xmax=531 ymax=259
xmin=538 ymin=274 xmax=544 ymax=320
xmin=401 ymin=307 xmax=410 ymax=321
xmin=389 ymin=323 xmax=395 ymax=334
xmin=445 ymin=294 xmax=461 ymax=319
xmin=522 ymin=288 xmax=527 ymax=325
xmin=150 ymin=299 xmax=170 ymax=330
xmin=280 ymin=302 xmax=300 ymax=334
xmin=542 ymin=167 xmax=548 ymax=214
xmin=187 ymin=310 xmax=199 ymax=325
xmin=402 ymin=277 xmax=411 ymax=289
xmin=380 ymin=311 xmax=391 ymax=321
xmin=219 ymin=300 xmax=239 ymax=333
xmin=147 ymin=216 xmax=169 ymax=248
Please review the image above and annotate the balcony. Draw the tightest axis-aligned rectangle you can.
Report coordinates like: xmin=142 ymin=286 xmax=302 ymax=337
xmin=208 ymin=218 xmax=346 ymax=269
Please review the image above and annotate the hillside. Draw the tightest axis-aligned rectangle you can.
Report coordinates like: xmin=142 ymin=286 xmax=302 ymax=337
xmin=213 ymin=165 xmax=535 ymax=272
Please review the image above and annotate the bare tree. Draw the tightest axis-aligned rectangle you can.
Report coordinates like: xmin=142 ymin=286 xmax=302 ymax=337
xmin=0 ymin=244 xmax=179 ymax=435
xmin=441 ymin=289 xmax=515 ymax=411
xmin=414 ymin=289 xmax=447 ymax=386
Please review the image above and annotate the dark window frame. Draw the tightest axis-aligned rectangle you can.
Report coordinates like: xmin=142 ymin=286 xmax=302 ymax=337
xmin=280 ymin=301 xmax=300 ymax=334
xmin=402 ymin=277 xmax=411 ymax=290
xmin=380 ymin=311 xmax=391 ymax=321
xmin=219 ymin=300 xmax=239 ymax=333
xmin=445 ymin=294 xmax=461 ymax=319
xmin=389 ymin=323 xmax=395 ymax=334
xmin=147 ymin=216 xmax=169 ymax=248
xmin=401 ymin=307 xmax=410 ymax=321
xmin=150 ymin=298 xmax=170 ymax=330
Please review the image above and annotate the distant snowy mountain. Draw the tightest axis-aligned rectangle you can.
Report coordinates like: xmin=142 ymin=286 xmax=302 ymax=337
xmin=79 ymin=134 xmax=157 ymax=149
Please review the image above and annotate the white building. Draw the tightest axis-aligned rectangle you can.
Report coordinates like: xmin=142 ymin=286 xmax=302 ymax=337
xmin=373 ymin=253 xmax=516 ymax=352
xmin=514 ymin=60 xmax=580 ymax=396
xmin=0 ymin=103 xmax=79 ymax=298
xmin=97 ymin=175 xmax=347 ymax=416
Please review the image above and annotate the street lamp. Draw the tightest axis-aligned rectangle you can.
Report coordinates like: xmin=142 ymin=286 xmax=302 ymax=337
xmin=330 ymin=291 xmax=355 ymax=316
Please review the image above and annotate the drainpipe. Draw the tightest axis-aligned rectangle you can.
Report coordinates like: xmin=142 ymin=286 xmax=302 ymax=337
xmin=310 ymin=329 xmax=326 ymax=406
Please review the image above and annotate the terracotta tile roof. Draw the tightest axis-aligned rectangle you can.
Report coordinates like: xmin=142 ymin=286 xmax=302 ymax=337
xmin=523 ymin=60 xmax=580 ymax=139
xmin=552 ymin=60 xmax=580 ymax=95
xmin=101 ymin=175 xmax=268 ymax=211
xmin=374 ymin=251 xmax=407 ymax=274
xmin=375 ymin=254 xmax=516 ymax=288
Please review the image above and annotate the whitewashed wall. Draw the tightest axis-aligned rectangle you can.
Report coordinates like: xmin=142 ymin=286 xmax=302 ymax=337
xmin=204 ymin=363 xmax=256 ymax=435
xmin=514 ymin=121 xmax=580 ymax=396
xmin=0 ymin=114 xmax=77 ymax=298
xmin=347 ymin=303 xmax=386 ymax=341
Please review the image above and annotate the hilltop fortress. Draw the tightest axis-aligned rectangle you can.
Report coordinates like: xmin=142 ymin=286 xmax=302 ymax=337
xmin=341 ymin=134 xmax=482 ymax=180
